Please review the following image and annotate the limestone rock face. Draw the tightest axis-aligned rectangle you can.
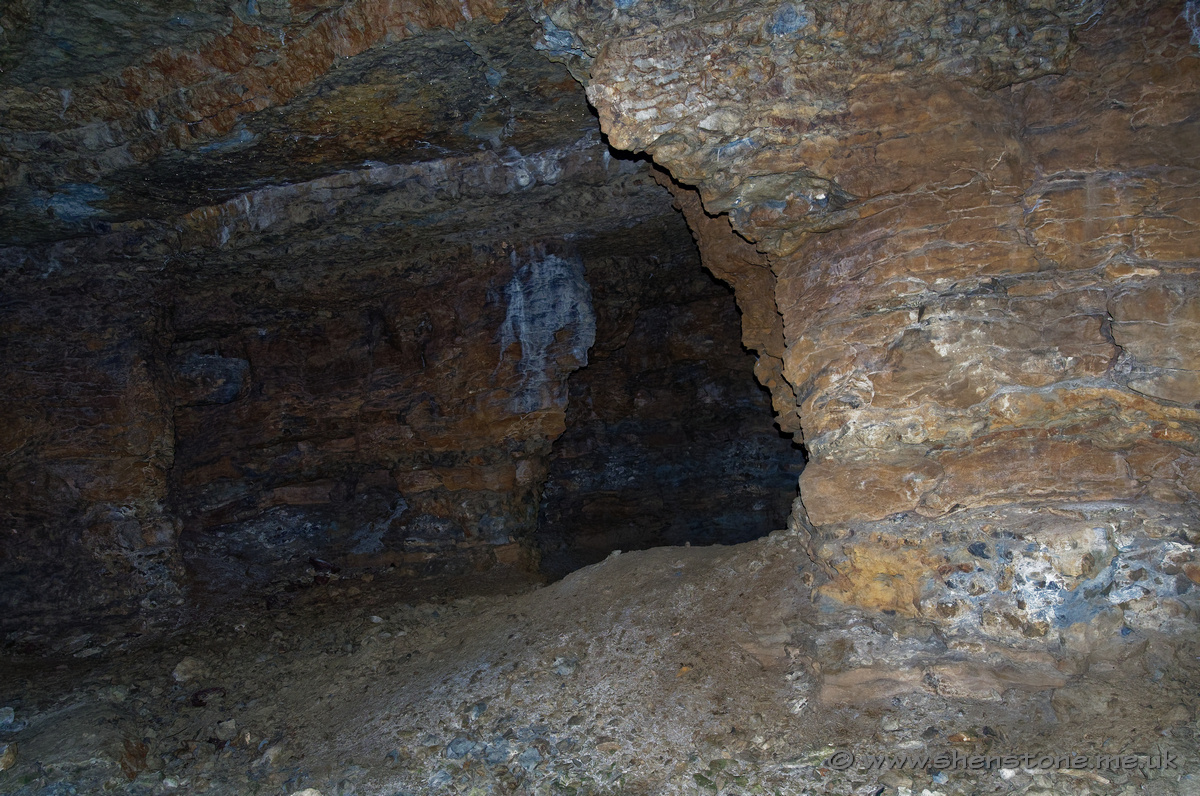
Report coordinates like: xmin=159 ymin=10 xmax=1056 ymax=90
xmin=572 ymin=0 xmax=1200 ymax=642
xmin=0 ymin=8 xmax=722 ymax=631
xmin=0 ymin=136 xmax=695 ymax=629
xmin=0 ymin=0 xmax=511 ymax=243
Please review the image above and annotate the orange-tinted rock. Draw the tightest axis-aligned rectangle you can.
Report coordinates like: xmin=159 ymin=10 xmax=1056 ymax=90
xmin=800 ymin=456 xmax=941 ymax=525
xmin=2 ymin=0 xmax=1198 ymax=655
xmin=0 ymin=0 xmax=510 ymax=235
xmin=818 ymin=537 xmax=938 ymax=618
xmin=1110 ymin=281 xmax=1200 ymax=372
xmin=919 ymin=438 xmax=1140 ymax=516
xmin=578 ymin=0 xmax=1200 ymax=641
xmin=653 ymin=173 xmax=800 ymax=433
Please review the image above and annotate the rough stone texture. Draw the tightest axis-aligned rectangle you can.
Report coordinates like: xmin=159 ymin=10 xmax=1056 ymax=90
xmin=0 ymin=0 xmax=512 ymax=243
xmin=1 ymin=9 xmax=761 ymax=632
xmin=2 ymin=0 xmax=1198 ymax=671
xmin=657 ymin=171 xmax=801 ymax=433
xmin=4 ymin=4 xmax=1200 ymax=792
xmin=0 ymin=138 xmax=699 ymax=630
xmin=569 ymin=0 xmax=1200 ymax=648
xmin=537 ymin=226 xmax=803 ymax=576
xmin=4 ymin=537 xmax=1199 ymax=795
xmin=0 ymin=282 xmax=182 ymax=624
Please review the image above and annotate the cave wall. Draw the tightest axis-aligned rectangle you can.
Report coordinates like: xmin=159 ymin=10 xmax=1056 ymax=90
xmin=0 ymin=6 xmax=713 ymax=632
xmin=169 ymin=240 xmax=595 ymax=599
xmin=1 ymin=274 xmax=182 ymax=626
xmin=2 ymin=0 xmax=1198 ymax=659
xmin=0 ymin=145 xmax=690 ymax=631
xmin=567 ymin=0 xmax=1200 ymax=645
xmin=538 ymin=220 xmax=803 ymax=577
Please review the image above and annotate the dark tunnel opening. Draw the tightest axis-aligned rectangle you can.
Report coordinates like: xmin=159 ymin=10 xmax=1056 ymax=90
xmin=535 ymin=229 xmax=806 ymax=580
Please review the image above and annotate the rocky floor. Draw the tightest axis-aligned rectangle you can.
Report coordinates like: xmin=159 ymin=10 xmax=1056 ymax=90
xmin=2 ymin=529 xmax=1199 ymax=796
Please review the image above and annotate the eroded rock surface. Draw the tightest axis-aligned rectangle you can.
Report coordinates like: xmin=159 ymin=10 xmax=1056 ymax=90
xmin=1 ymin=0 xmax=1197 ymax=695
xmin=2 ymin=9 xmax=771 ymax=632
xmin=1 ymin=0 xmax=1200 ymax=792
xmin=569 ymin=0 xmax=1200 ymax=649
xmin=2 ymin=539 xmax=1198 ymax=795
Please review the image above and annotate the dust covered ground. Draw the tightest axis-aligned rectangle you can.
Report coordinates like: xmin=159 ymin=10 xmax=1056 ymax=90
xmin=2 ymin=529 xmax=1199 ymax=795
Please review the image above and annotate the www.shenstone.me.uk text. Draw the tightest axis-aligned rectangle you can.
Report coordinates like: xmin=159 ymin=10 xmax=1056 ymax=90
xmin=824 ymin=749 xmax=1179 ymax=772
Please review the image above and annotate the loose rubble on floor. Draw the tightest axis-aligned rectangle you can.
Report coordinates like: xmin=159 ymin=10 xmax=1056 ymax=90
xmin=2 ymin=528 xmax=1198 ymax=795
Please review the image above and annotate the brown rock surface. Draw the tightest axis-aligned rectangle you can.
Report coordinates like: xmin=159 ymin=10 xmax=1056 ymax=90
xmin=1 ymin=0 xmax=1198 ymax=661
xmin=3 ymin=4 xmax=1200 ymax=790
xmin=571 ymin=0 xmax=1200 ymax=642
xmin=2 ymin=11 xmax=767 ymax=631
xmin=0 ymin=144 xmax=696 ymax=628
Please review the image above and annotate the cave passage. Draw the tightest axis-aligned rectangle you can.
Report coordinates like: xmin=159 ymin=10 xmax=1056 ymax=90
xmin=3 ymin=1 xmax=1200 ymax=794
xmin=536 ymin=236 xmax=805 ymax=579
xmin=0 ymin=10 xmax=809 ymax=636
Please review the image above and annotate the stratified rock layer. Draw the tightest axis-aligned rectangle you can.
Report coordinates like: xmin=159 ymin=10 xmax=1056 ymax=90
xmin=2 ymin=0 xmax=1197 ymax=663
xmin=1 ymin=7 xmax=742 ymax=631
xmin=573 ymin=0 xmax=1200 ymax=645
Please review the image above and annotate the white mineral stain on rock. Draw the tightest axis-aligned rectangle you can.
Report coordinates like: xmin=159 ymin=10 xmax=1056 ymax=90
xmin=499 ymin=249 xmax=596 ymax=413
xmin=351 ymin=498 xmax=408 ymax=555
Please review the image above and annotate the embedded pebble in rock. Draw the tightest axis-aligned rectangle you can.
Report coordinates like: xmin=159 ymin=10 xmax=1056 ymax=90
xmin=552 ymin=657 xmax=579 ymax=676
xmin=172 ymin=657 xmax=207 ymax=684
xmin=215 ymin=719 xmax=237 ymax=742
xmin=446 ymin=737 xmax=475 ymax=759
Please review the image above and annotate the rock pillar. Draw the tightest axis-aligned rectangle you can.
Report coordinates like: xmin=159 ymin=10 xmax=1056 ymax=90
xmin=577 ymin=0 xmax=1200 ymax=646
